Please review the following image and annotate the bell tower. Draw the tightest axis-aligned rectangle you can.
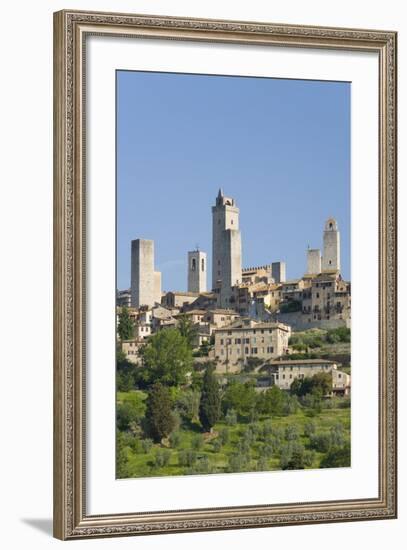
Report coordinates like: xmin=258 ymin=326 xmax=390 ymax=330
xmin=188 ymin=250 xmax=207 ymax=293
xmin=322 ymin=218 xmax=340 ymax=272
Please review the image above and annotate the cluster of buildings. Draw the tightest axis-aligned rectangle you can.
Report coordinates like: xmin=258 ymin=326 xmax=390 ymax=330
xmin=117 ymin=190 xmax=351 ymax=395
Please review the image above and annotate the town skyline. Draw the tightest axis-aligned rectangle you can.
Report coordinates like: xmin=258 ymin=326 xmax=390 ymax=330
xmin=117 ymin=71 xmax=350 ymax=292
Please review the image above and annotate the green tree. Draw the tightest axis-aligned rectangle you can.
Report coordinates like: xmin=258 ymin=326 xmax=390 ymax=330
xmin=222 ymin=380 xmax=257 ymax=419
xmin=257 ymin=385 xmax=285 ymax=416
xmin=320 ymin=442 xmax=351 ymax=468
xmin=117 ymin=307 xmax=134 ymax=341
xmin=117 ymin=398 xmax=146 ymax=431
xmin=116 ymin=431 xmax=130 ymax=478
xmin=290 ymin=372 xmax=332 ymax=398
xmin=177 ymin=314 xmax=198 ymax=348
xmin=116 ymin=350 xmax=137 ymax=392
xmin=141 ymin=329 xmax=193 ymax=387
xmin=199 ymin=366 xmax=221 ymax=431
xmin=145 ymin=383 xmax=176 ymax=442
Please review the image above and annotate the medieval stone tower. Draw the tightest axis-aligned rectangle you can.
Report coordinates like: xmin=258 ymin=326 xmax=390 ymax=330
xmin=130 ymin=238 xmax=161 ymax=308
xmin=307 ymin=248 xmax=322 ymax=275
xmin=188 ymin=250 xmax=207 ymax=293
xmin=212 ymin=189 xmax=242 ymax=307
xmin=322 ymin=218 xmax=341 ymax=272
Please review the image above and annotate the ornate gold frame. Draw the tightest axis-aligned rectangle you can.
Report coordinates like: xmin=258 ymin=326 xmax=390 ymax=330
xmin=53 ymin=9 xmax=397 ymax=540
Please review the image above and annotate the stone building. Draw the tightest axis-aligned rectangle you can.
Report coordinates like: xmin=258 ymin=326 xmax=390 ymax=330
xmin=188 ymin=250 xmax=207 ymax=293
xmin=130 ymin=239 xmax=161 ymax=308
xmin=301 ymin=272 xmax=351 ymax=323
xmin=213 ymin=319 xmax=291 ymax=373
xmin=271 ymin=261 xmax=286 ymax=283
xmin=120 ymin=339 xmax=144 ymax=365
xmin=212 ymin=189 xmax=242 ymax=308
xmin=262 ymin=358 xmax=347 ymax=391
xmin=116 ymin=289 xmax=131 ymax=308
xmin=241 ymin=265 xmax=273 ymax=285
xmin=306 ymin=248 xmax=322 ymax=275
xmin=322 ymin=218 xmax=341 ymax=272
xmin=161 ymin=291 xmax=200 ymax=309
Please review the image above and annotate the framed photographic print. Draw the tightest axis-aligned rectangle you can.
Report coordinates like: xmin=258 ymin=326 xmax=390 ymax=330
xmin=53 ymin=9 xmax=397 ymax=540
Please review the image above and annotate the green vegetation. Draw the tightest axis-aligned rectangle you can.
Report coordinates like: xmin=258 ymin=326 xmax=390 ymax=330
xmin=289 ymin=327 xmax=350 ymax=352
xmin=116 ymin=392 xmax=350 ymax=477
xmin=116 ymin=324 xmax=351 ymax=478
xmin=140 ymin=329 xmax=193 ymax=386
xmin=280 ymin=300 xmax=302 ymax=313
xmin=199 ymin=365 xmax=221 ymax=431
xmin=145 ymin=383 xmax=176 ymax=442
xmin=117 ymin=306 xmax=134 ymax=341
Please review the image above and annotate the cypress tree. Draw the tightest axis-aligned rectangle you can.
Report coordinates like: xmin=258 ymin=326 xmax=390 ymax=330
xmin=146 ymin=383 xmax=175 ymax=442
xmin=199 ymin=366 xmax=221 ymax=432
xmin=117 ymin=306 xmax=134 ymax=341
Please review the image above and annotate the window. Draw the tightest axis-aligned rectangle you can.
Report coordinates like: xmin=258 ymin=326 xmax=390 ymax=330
xmin=220 ymin=339 xmax=224 ymax=345
xmin=282 ymin=374 xmax=286 ymax=379
xmin=245 ymin=347 xmax=249 ymax=354
xmin=252 ymin=348 xmax=258 ymax=354
xmin=267 ymin=346 xmax=274 ymax=353
xmin=220 ymin=349 xmax=224 ymax=355
xmin=252 ymin=337 xmax=256 ymax=344
xmin=231 ymin=219 xmax=234 ymax=225
xmin=201 ymin=258 xmax=205 ymax=271
xmin=237 ymin=348 xmax=240 ymax=354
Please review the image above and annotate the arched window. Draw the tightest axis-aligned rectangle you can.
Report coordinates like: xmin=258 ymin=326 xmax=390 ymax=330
xmin=329 ymin=222 xmax=333 ymax=229
xmin=191 ymin=258 xmax=196 ymax=271
xmin=201 ymin=258 xmax=205 ymax=271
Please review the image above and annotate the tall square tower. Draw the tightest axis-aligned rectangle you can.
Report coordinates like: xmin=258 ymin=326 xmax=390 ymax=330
xmin=212 ymin=189 xmax=242 ymax=307
xmin=322 ymin=218 xmax=341 ymax=272
xmin=130 ymin=239 xmax=161 ymax=308
xmin=188 ymin=250 xmax=207 ymax=293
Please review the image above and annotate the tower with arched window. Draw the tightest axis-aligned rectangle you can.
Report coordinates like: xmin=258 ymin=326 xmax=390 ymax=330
xmin=322 ymin=218 xmax=341 ymax=272
xmin=188 ymin=250 xmax=207 ymax=293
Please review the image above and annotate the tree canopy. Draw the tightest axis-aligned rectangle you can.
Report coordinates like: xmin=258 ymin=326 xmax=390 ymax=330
xmin=199 ymin=365 xmax=221 ymax=431
xmin=145 ymin=383 xmax=176 ymax=442
xmin=140 ymin=328 xmax=193 ymax=387
xmin=117 ymin=306 xmax=134 ymax=341
xmin=290 ymin=372 xmax=332 ymax=397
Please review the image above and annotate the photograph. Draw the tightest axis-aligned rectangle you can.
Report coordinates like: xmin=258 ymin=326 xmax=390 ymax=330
xmin=115 ymin=70 xmax=352 ymax=479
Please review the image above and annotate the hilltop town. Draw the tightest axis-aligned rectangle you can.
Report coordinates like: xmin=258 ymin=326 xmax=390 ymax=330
xmin=117 ymin=189 xmax=351 ymax=395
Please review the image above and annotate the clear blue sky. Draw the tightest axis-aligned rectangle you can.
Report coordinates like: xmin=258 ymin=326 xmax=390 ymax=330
xmin=117 ymin=70 xmax=350 ymax=291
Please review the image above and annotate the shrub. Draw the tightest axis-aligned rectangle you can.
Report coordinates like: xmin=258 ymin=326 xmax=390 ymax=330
xmin=320 ymin=442 xmax=351 ymax=468
xmin=178 ymin=449 xmax=197 ymax=467
xmin=304 ymin=420 xmax=316 ymax=438
xmin=154 ymin=448 xmax=171 ymax=468
xmin=280 ymin=442 xmax=306 ymax=470
xmin=219 ymin=427 xmax=230 ymax=445
xmin=169 ymin=431 xmax=181 ymax=449
xmin=225 ymin=409 xmax=237 ymax=426
xmin=330 ymin=423 xmax=346 ymax=448
xmin=212 ymin=439 xmax=222 ymax=453
xmin=310 ymin=432 xmax=332 ymax=453
xmin=285 ymin=424 xmax=300 ymax=441
xmin=228 ymin=453 xmax=250 ymax=473
xmin=141 ymin=438 xmax=153 ymax=453
xmin=191 ymin=434 xmax=204 ymax=451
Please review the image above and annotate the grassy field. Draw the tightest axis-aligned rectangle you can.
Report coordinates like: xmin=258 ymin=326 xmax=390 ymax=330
xmin=118 ymin=390 xmax=350 ymax=478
